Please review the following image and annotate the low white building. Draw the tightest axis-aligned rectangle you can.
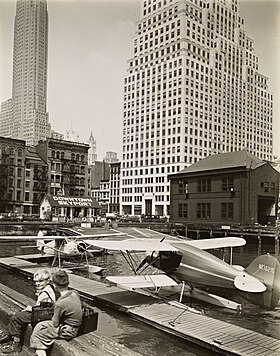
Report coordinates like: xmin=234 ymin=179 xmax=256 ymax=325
xmin=40 ymin=194 xmax=100 ymax=221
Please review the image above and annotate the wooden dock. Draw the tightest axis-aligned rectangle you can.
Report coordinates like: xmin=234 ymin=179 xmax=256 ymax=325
xmin=0 ymin=256 xmax=279 ymax=355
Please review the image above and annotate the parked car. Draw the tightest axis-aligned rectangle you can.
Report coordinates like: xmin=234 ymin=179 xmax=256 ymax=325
xmin=142 ymin=215 xmax=160 ymax=222
xmin=119 ymin=215 xmax=141 ymax=223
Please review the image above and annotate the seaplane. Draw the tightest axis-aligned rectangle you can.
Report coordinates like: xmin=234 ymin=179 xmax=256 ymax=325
xmin=82 ymin=234 xmax=280 ymax=312
xmin=0 ymin=227 xmax=127 ymax=270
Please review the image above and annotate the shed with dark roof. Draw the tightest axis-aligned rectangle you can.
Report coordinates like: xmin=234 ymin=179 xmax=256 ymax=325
xmin=168 ymin=150 xmax=279 ymax=226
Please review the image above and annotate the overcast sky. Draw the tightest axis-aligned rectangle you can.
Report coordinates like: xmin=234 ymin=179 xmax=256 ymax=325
xmin=0 ymin=0 xmax=279 ymax=159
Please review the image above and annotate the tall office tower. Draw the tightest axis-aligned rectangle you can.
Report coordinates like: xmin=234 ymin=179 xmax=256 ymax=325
xmin=0 ymin=0 xmax=50 ymax=146
xmin=121 ymin=0 xmax=273 ymax=217
xmin=88 ymin=131 xmax=98 ymax=165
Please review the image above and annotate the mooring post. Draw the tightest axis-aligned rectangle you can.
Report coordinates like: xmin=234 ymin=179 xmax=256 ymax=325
xmin=258 ymin=234 xmax=262 ymax=255
xmin=275 ymin=232 xmax=279 ymax=255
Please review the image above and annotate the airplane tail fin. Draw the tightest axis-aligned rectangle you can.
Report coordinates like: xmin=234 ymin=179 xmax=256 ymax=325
xmin=244 ymin=254 xmax=280 ymax=310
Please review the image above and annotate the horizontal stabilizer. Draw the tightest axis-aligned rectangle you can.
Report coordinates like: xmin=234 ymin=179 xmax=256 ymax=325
xmin=232 ymin=265 xmax=245 ymax=271
xmin=107 ymin=275 xmax=178 ymax=289
xmin=234 ymin=273 xmax=266 ymax=293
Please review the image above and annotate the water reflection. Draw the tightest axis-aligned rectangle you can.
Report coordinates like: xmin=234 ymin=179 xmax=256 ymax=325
xmin=95 ymin=307 xmax=212 ymax=356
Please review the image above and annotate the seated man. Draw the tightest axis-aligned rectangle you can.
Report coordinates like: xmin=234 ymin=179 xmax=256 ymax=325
xmin=0 ymin=269 xmax=56 ymax=353
xmin=30 ymin=270 xmax=83 ymax=356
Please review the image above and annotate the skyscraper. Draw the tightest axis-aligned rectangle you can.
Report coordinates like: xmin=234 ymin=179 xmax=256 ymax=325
xmin=0 ymin=0 xmax=51 ymax=146
xmin=88 ymin=131 xmax=97 ymax=165
xmin=121 ymin=0 xmax=273 ymax=217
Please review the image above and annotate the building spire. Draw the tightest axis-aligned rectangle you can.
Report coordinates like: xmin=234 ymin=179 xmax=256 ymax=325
xmin=88 ymin=131 xmax=97 ymax=165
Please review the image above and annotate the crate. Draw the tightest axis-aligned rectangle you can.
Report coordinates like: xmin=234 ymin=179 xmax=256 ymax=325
xmin=78 ymin=304 xmax=99 ymax=335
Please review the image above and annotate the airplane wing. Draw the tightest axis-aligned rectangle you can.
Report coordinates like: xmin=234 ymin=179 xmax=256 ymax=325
xmin=107 ymin=275 xmax=178 ymax=289
xmin=82 ymin=237 xmax=245 ymax=252
xmin=0 ymin=232 xmax=127 ymax=241
xmin=121 ymin=237 xmax=246 ymax=250
xmin=182 ymin=237 xmax=246 ymax=250
xmin=0 ymin=235 xmax=66 ymax=240
xmin=83 ymin=238 xmax=178 ymax=252
xmin=76 ymin=232 xmax=127 ymax=240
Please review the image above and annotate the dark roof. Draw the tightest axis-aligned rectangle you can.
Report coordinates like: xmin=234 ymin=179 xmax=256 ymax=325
xmin=44 ymin=195 xmax=100 ymax=208
xmin=178 ymin=150 xmax=264 ymax=175
xmin=25 ymin=147 xmax=47 ymax=165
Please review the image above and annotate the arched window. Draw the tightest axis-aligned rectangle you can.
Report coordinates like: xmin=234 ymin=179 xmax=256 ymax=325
xmin=71 ymin=153 xmax=75 ymax=161
xmin=81 ymin=154 xmax=85 ymax=162
xmin=61 ymin=151 xmax=65 ymax=159
xmin=56 ymin=151 xmax=60 ymax=159
xmin=80 ymin=189 xmax=85 ymax=196
xmin=52 ymin=150 xmax=55 ymax=158
xmin=76 ymin=154 xmax=80 ymax=162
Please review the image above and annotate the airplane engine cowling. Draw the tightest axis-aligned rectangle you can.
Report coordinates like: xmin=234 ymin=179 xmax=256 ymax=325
xmin=137 ymin=251 xmax=182 ymax=272
xmin=77 ymin=242 xmax=87 ymax=254
xmin=64 ymin=241 xmax=78 ymax=255
xmin=64 ymin=241 xmax=87 ymax=255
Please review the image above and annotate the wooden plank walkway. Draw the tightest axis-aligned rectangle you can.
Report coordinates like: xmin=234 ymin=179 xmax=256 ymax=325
xmin=0 ymin=256 xmax=279 ymax=355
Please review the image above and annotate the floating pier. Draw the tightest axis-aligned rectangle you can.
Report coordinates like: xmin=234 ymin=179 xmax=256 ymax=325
xmin=0 ymin=256 xmax=279 ymax=356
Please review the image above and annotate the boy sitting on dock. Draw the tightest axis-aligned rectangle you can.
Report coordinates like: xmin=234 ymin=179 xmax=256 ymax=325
xmin=0 ymin=269 xmax=56 ymax=353
xmin=30 ymin=270 xmax=83 ymax=356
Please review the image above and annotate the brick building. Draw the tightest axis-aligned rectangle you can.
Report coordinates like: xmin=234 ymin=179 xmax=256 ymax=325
xmin=24 ymin=147 xmax=48 ymax=215
xmin=36 ymin=138 xmax=89 ymax=197
xmin=109 ymin=162 xmax=121 ymax=213
xmin=0 ymin=137 xmax=47 ymax=215
xmin=169 ymin=150 xmax=279 ymax=226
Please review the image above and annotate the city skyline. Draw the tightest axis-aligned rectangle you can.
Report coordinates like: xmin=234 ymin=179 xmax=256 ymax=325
xmin=0 ymin=0 xmax=279 ymax=159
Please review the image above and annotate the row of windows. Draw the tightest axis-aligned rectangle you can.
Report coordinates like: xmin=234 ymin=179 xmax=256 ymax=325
xmin=122 ymin=195 xmax=168 ymax=203
xmin=178 ymin=202 xmax=233 ymax=220
xmin=49 ymin=187 xmax=85 ymax=197
xmin=178 ymin=177 xmax=278 ymax=194
xmin=50 ymin=163 xmax=86 ymax=174
xmin=179 ymin=177 xmax=231 ymax=193
xmin=51 ymin=150 xmax=86 ymax=162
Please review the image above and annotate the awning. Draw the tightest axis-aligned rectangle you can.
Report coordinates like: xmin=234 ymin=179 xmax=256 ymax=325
xmin=45 ymin=195 xmax=100 ymax=208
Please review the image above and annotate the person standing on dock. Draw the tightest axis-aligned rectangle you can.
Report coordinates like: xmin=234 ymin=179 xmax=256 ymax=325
xmin=30 ymin=270 xmax=83 ymax=356
xmin=0 ymin=269 xmax=56 ymax=353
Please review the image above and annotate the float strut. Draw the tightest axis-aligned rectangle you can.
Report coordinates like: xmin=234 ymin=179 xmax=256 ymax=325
xmin=179 ymin=281 xmax=185 ymax=303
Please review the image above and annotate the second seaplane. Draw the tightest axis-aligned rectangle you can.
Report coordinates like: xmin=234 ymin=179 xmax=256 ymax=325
xmin=0 ymin=227 xmax=127 ymax=269
xmin=83 ymin=234 xmax=280 ymax=312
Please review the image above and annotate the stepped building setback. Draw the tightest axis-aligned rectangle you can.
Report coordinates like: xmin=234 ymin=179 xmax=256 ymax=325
xmin=121 ymin=0 xmax=273 ymax=218
xmin=0 ymin=0 xmax=51 ymax=146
